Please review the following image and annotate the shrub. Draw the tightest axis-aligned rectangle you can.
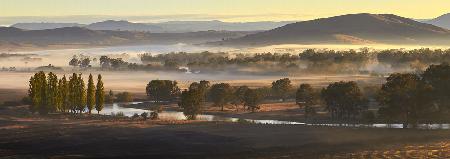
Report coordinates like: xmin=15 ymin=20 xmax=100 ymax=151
xmin=141 ymin=112 xmax=149 ymax=120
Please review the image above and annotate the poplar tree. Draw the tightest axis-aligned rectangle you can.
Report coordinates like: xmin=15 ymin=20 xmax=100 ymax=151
xmin=68 ymin=73 xmax=78 ymax=113
xmin=57 ymin=75 xmax=69 ymax=112
xmin=77 ymin=74 xmax=87 ymax=113
xmin=37 ymin=71 xmax=48 ymax=115
xmin=28 ymin=75 xmax=39 ymax=113
xmin=95 ymin=74 xmax=105 ymax=114
xmin=47 ymin=72 xmax=59 ymax=113
xmin=86 ymin=74 xmax=96 ymax=114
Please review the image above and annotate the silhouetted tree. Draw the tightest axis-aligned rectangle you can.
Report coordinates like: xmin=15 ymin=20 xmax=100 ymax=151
xmin=322 ymin=81 xmax=367 ymax=120
xmin=296 ymin=84 xmax=316 ymax=120
xmin=146 ymin=80 xmax=180 ymax=103
xmin=378 ymin=73 xmax=433 ymax=127
xmin=209 ymin=83 xmax=233 ymax=111
xmin=95 ymin=74 xmax=105 ymax=114
xmin=86 ymin=74 xmax=95 ymax=114
xmin=271 ymin=78 xmax=292 ymax=102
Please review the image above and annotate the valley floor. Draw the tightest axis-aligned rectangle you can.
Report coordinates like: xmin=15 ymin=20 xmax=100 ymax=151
xmin=1 ymin=106 xmax=449 ymax=158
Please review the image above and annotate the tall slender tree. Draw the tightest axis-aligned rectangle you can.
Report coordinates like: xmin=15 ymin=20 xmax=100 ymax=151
xmin=77 ymin=74 xmax=87 ymax=113
xmin=68 ymin=73 xmax=78 ymax=113
xmin=57 ymin=75 xmax=69 ymax=112
xmin=95 ymin=74 xmax=105 ymax=114
xmin=86 ymin=74 xmax=96 ymax=114
xmin=47 ymin=72 xmax=59 ymax=113
xmin=28 ymin=75 xmax=39 ymax=113
xmin=37 ymin=71 xmax=48 ymax=115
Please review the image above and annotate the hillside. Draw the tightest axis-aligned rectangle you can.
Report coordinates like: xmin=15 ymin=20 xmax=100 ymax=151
xmin=85 ymin=20 xmax=164 ymax=32
xmin=424 ymin=13 xmax=450 ymax=29
xmin=213 ymin=13 xmax=450 ymax=46
xmin=0 ymin=27 xmax=255 ymax=51
xmin=9 ymin=20 xmax=291 ymax=33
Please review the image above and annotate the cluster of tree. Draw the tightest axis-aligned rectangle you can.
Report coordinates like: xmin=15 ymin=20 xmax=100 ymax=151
xmin=321 ymin=81 xmax=368 ymax=120
xmin=176 ymin=81 xmax=265 ymax=120
xmin=377 ymin=63 xmax=450 ymax=127
xmin=69 ymin=55 xmax=94 ymax=68
xmin=146 ymin=80 xmax=181 ymax=103
xmin=99 ymin=56 xmax=129 ymax=69
xmin=28 ymin=71 xmax=104 ymax=115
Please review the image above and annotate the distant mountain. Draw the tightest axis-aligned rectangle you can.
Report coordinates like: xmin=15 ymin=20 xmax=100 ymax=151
xmin=424 ymin=13 xmax=450 ymax=29
xmin=10 ymin=20 xmax=292 ymax=33
xmin=11 ymin=23 xmax=85 ymax=30
xmin=85 ymin=20 xmax=164 ymax=32
xmin=148 ymin=20 xmax=294 ymax=32
xmin=213 ymin=13 xmax=450 ymax=46
xmin=0 ymin=27 xmax=255 ymax=51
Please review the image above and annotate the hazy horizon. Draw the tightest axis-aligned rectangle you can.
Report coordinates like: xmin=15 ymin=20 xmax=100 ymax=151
xmin=1 ymin=0 xmax=450 ymax=26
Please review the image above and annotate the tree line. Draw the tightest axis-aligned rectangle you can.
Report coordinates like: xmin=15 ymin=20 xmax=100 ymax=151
xmin=67 ymin=49 xmax=450 ymax=75
xmin=144 ymin=63 xmax=449 ymax=125
xmin=28 ymin=71 xmax=105 ymax=115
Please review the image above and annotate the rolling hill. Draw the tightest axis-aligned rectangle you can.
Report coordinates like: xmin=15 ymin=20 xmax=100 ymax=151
xmin=424 ymin=13 xmax=450 ymax=29
xmin=213 ymin=13 xmax=450 ymax=46
xmin=9 ymin=20 xmax=291 ymax=33
xmin=85 ymin=20 xmax=164 ymax=32
xmin=0 ymin=27 xmax=256 ymax=51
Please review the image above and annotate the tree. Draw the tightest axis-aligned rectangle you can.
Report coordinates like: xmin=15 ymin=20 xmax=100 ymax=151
xmin=243 ymin=89 xmax=263 ymax=112
xmin=57 ymin=75 xmax=69 ymax=112
xmin=146 ymin=80 xmax=180 ymax=102
xmin=69 ymin=56 xmax=80 ymax=67
xmin=321 ymin=81 xmax=367 ymax=120
xmin=178 ymin=82 xmax=204 ymax=120
xmin=422 ymin=63 xmax=450 ymax=116
xmin=271 ymin=78 xmax=292 ymax=102
xmin=81 ymin=58 xmax=91 ymax=68
xmin=209 ymin=83 xmax=233 ymax=111
xmin=76 ymin=74 xmax=87 ymax=113
xmin=105 ymin=90 xmax=114 ymax=104
xmin=377 ymin=73 xmax=433 ymax=127
xmin=231 ymin=86 xmax=249 ymax=111
xmin=46 ymin=72 xmax=59 ymax=113
xmin=95 ymin=74 xmax=105 ymax=114
xmin=68 ymin=73 xmax=78 ymax=113
xmin=296 ymin=84 xmax=316 ymax=119
xmin=28 ymin=74 xmax=40 ymax=113
xmin=86 ymin=74 xmax=95 ymax=114
xmin=115 ymin=92 xmax=133 ymax=102
xmin=37 ymin=71 xmax=48 ymax=115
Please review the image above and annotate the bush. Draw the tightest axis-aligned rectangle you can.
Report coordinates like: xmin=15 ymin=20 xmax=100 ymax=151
xmin=111 ymin=112 xmax=125 ymax=117
xmin=115 ymin=92 xmax=133 ymax=103
xmin=150 ymin=112 xmax=159 ymax=120
xmin=132 ymin=113 xmax=140 ymax=119
xmin=141 ymin=112 xmax=149 ymax=120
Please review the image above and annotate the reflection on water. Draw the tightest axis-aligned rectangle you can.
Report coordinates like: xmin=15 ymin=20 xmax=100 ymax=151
xmin=102 ymin=102 xmax=449 ymax=129
xmin=100 ymin=102 xmax=306 ymax=125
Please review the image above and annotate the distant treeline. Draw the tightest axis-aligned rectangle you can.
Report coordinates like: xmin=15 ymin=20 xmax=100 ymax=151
xmin=139 ymin=48 xmax=450 ymax=73
xmin=64 ymin=48 xmax=450 ymax=74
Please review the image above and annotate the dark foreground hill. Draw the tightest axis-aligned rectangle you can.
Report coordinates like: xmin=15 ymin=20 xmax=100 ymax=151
xmin=212 ymin=13 xmax=450 ymax=46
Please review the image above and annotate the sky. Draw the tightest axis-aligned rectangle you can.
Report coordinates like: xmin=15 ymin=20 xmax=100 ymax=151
xmin=1 ymin=0 xmax=449 ymax=25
